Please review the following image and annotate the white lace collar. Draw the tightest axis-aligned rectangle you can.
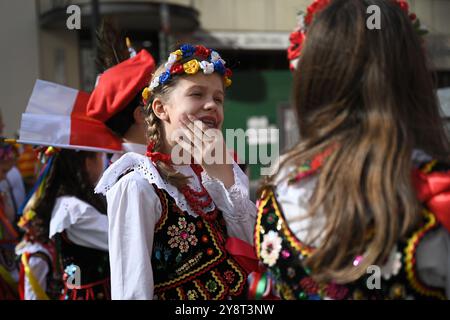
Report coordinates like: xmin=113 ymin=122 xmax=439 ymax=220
xmin=95 ymin=152 xmax=216 ymax=217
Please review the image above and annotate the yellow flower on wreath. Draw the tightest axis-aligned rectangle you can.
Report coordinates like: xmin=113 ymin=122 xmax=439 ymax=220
xmin=142 ymin=87 xmax=150 ymax=101
xmin=171 ymin=49 xmax=183 ymax=61
xmin=183 ymin=60 xmax=200 ymax=74
xmin=224 ymin=77 xmax=232 ymax=88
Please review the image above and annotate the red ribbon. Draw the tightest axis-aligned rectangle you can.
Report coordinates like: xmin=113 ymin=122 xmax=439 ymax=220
xmin=18 ymin=252 xmax=27 ymax=300
xmin=225 ymin=237 xmax=262 ymax=274
xmin=146 ymin=141 xmax=171 ymax=164
xmin=413 ymin=169 xmax=450 ymax=232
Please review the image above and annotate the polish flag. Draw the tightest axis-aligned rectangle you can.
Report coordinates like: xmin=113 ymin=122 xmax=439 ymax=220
xmin=18 ymin=80 xmax=122 ymax=153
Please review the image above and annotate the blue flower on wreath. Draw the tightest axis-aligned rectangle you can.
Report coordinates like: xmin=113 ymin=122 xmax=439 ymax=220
xmin=213 ymin=60 xmax=226 ymax=75
xmin=180 ymin=44 xmax=195 ymax=58
xmin=159 ymin=70 xmax=171 ymax=84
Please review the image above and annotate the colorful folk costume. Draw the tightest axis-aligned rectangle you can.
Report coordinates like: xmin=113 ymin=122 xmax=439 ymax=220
xmin=15 ymin=79 xmax=123 ymax=300
xmin=249 ymin=0 xmax=447 ymax=300
xmin=253 ymin=149 xmax=450 ymax=300
xmin=87 ymin=24 xmax=155 ymax=162
xmin=0 ymin=140 xmax=20 ymax=299
xmin=97 ymin=153 xmax=257 ymax=300
xmin=96 ymin=45 xmax=258 ymax=300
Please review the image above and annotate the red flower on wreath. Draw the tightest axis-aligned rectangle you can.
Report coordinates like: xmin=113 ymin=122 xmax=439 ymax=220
xmin=170 ymin=63 xmax=184 ymax=75
xmin=305 ymin=0 xmax=330 ymax=25
xmin=195 ymin=45 xmax=211 ymax=60
xmin=288 ymin=0 xmax=329 ymax=69
xmin=287 ymin=0 xmax=421 ymax=71
xmin=395 ymin=0 xmax=409 ymax=13
xmin=287 ymin=30 xmax=305 ymax=62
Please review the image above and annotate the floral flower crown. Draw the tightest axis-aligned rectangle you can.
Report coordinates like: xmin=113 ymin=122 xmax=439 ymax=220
xmin=288 ymin=0 xmax=427 ymax=70
xmin=141 ymin=44 xmax=232 ymax=105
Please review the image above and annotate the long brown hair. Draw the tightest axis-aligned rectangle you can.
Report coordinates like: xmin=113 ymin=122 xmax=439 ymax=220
xmin=269 ymin=0 xmax=450 ymax=283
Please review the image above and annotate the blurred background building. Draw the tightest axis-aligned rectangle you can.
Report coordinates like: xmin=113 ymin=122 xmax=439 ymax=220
xmin=1 ymin=0 xmax=449 ymax=197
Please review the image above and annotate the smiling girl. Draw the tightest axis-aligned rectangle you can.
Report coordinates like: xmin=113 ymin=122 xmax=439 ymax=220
xmin=96 ymin=44 xmax=257 ymax=300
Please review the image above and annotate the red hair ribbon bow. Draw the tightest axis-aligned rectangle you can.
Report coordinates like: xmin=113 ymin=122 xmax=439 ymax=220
xmin=146 ymin=141 xmax=171 ymax=164
xmin=413 ymin=169 xmax=450 ymax=232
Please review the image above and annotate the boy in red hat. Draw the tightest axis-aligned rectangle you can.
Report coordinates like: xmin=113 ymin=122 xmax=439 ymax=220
xmin=87 ymin=28 xmax=156 ymax=162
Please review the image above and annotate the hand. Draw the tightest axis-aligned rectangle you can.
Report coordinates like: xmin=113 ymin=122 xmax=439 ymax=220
xmin=175 ymin=114 xmax=235 ymax=188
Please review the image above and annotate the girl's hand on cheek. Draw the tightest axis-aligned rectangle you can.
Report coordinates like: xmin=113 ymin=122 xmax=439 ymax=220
xmin=176 ymin=113 xmax=234 ymax=188
xmin=177 ymin=113 xmax=216 ymax=163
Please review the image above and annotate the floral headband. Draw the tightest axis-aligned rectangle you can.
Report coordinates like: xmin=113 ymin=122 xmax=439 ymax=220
xmin=142 ymin=44 xmax=232 ymax=104
xmin=287 ymin=0 xmax=427 ymax=70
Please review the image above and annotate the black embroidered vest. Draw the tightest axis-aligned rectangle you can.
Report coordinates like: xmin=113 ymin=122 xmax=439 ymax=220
xmin=151 ymin=187 xmax=248 ymax=300
xmin=255 ymin=162 xmax=448 ymax=300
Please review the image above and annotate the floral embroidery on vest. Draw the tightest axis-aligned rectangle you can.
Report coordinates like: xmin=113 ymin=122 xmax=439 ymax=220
xmin=151 ymin=186 xmax=247 ymax=300
xmin=167 ymin=217 xmax=198 ymax=253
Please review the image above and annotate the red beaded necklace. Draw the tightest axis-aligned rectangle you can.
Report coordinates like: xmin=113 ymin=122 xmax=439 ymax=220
xmin=146 ymin=141 xmax=217 ymax=221
xmin=179 ymin=164 xmax=217 ymax=222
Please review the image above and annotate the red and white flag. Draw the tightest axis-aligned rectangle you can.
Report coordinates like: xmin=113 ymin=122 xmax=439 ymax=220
xmin=18 ymin=80 xmax=122 ymax=153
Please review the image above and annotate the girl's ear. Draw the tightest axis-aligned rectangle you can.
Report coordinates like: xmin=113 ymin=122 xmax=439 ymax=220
xmin=152 ymin=98 xmax=169 ymax=121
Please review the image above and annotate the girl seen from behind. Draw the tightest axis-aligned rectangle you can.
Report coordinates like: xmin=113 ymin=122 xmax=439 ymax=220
xmin=255 ymin=0 xmax=450 ymax=300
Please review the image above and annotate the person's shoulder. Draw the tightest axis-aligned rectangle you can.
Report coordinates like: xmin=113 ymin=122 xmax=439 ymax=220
xmin=51 ymin=196 xmax=103 ymax=225
xmin=111 ymin=169 xmax=153 ymax=194
xmin=49 ymin=196 xmax=99 ymax=237
xmin=53 ymin=195 xmax=93 ymax=212
xmin=95 ymin=152 xmax=158 ymax=195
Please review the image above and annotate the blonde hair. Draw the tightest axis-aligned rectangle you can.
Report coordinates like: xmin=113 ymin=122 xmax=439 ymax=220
xmin=144 ymin=63 xmax=191 ymax=188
